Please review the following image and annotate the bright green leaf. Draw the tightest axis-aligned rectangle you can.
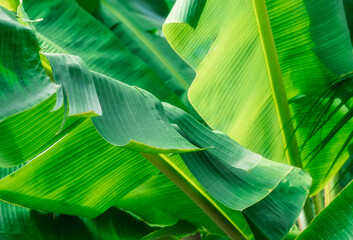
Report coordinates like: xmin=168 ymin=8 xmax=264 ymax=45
xmin=298 ymin=180 xmax=353 ymax=240
xmin=164 ymin=0 xmax=353 ymax=195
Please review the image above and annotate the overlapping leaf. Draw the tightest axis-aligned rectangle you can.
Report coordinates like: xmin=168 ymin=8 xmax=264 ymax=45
xmin=0 ymin=1 xmax=331 ymax=239
xmin=43 ymin=53 xmax=102 ymax=117
xmin=0 ymin=166 xmax=154 ymax=240
xmin=0 ymin=6 xmax=58 ymax=121
xmin=298 ymin=180 xmax=353 ymax=240
xmin=43 ymin=53 xmax=198 ymax=153
xmin=22 ymin=0 xmax=186 ymax=109
xmin=163 ymin=0 xmax=353 ymax=194
xmin=0 ymin=6 xmax=88 ymax=167
xmin=0 ymin=119 xmax=253 ymax=239
xmin=163 ymin=103 xmax=311 ymax=239
xmin=93 ymin=0 xmax=195 ymax=101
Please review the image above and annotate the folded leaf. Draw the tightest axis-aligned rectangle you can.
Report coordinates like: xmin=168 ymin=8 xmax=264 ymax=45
xmin=43 ymin=53 xmax=102 ymax=117
xmin=163 ymin=103 xmax=311 ymax=239
xmin=23 ymin=0 xmax=186 ymax=109
xmin=163 ymin=103 xmax=261 ymax=172
xmin=91 ymin=71 xmax=198 ymax=153
xmin=0 ymin=6 xmax=58 ymax=121
xmin=244 ymin=167 xmax=311 ymax=240
xmin=43 ymin=53 xmax=198 ymax=153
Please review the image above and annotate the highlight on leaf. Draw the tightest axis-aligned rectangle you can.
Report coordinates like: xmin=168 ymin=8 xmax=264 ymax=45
xmin=1 ymin=0 xmax=353 ymax=239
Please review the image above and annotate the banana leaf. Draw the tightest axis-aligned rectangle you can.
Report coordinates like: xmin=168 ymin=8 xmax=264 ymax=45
xmin=163 ymin=103 xmax=311 ymax=239
xmin=297 ymin=180 xmax=353 ymax=240
xmin=0 ymin=119 xmax=253 ymax=239
xmin=0 ymin=1 xmax=332 ymax=239
xmin=163 ymin=0 xmax=353 ymax=194
xmin=0 ymin=164 xmax=197 ymax=240
xmin=22 ymin=0 xmax=186 ymax=109
xmin=0 ymin=51 xmax=309 ymax=239
xmin=0 ymin=6 xmax=58 ymax=121
xmin=93 ymin=0 xmax=195 ymax=101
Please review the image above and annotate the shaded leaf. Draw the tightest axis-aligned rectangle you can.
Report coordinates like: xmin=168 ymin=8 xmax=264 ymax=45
xmin=23 ymin=0 xmax=186 ymax=109
xmin=141 ymin=220 xmax=197 ymax=240
xmin=0 ymin=6 xmax=58 ymax=121
xmin=93 ymin=0 xmax=195 ymax=100
xmin=163 ymin=103 xmax=311 ymax=239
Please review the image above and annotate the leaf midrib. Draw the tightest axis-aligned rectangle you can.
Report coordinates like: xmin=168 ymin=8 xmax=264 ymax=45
xmin=36 ymin=32 xmax=69 ymax=54
xmin=251 ymin=0 xmax=302 ymax=168
xmin=141 ymin=153 xmax=247 ymax=240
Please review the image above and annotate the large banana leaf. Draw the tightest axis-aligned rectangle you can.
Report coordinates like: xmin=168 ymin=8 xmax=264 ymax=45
xmin=0 ymin=6 xmax=58 ymax=121
xmin=22 ymin=0 xmax=186 ymax=109
xmin=163 ymin=103 xmax=311 ymax=239
xmin=0 ymin=11 xmax=253 ymax=234
xmin=0 ymin=119 xmax=253 ymax=239
xmin=297 ymin=180 xmax=353 ymax=239
xmin=92 ymin=0 xmax=195 ymax=100
xmin=0 ymin=165 xmax=200 ymax=240
xmin=163 ymin=0 xmax=353 ymax=194
xmin=0 ymin=95 xmax=84 ymax=167
xmin=0 ymin=1 xmax=315 ymax=239
xmin=0 ymin=49 xmax=310 ymax=239
xmin=42 ymin=53 xmax=198 ymax=153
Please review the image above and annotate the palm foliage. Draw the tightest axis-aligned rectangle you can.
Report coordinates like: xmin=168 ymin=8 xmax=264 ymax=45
xmin=0 ymin=0 xmax=353 ymax=239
